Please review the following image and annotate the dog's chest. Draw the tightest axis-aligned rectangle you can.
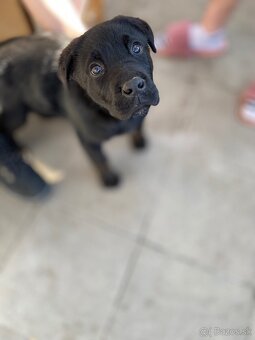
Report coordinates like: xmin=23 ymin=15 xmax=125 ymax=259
xmin=80 ymin=113 xmax=144 ymax=143
xmin=114 ymin=117 xmax=144 ymax=135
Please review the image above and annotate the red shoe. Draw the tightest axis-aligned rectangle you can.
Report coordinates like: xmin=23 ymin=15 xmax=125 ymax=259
xmin=156 ymin=21 xmax=227 ymax=58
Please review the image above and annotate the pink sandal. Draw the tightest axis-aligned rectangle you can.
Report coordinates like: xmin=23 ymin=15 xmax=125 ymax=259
xmin=237 ymin=83 xmax=255 ymax=127
xmin=157 ymin=21 xmax=227 ymax=58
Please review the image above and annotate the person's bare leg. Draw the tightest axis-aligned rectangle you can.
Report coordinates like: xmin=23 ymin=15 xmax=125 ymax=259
xmin=73 ymin=0 xmax=86 ymax=13
xmin=189 ymin=0 xmax=240 ymax=52
xmin=201 ymin=0 xmax=239 ymax=32
xmin=21 ymin=0 xmax=87 ymax=38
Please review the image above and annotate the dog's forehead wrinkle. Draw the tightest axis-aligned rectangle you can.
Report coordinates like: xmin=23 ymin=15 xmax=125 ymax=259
xmin=85 ymin=25 xmax=147 ymax=65
xmin=87 ymin=39 xmax=119 ymax=64
xmin=88 ymin=24 xmax=142 ymax=49
xmin=90 ymin=49 xmax=103 ymax=62
xmin=94 ymin=46 xmax=122 ymax=66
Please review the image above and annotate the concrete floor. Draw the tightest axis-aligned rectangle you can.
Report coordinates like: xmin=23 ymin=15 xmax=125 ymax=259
xmin=1 ymin=0 xmax=255 ymax=339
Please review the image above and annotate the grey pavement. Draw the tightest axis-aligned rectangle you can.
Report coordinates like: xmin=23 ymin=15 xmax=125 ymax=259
xmin=1 ymin=0 xmax=255 ymax=339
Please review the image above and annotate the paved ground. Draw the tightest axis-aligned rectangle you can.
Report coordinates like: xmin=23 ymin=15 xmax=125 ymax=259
xmin=1 ymin=0 xmax=255 ymax=339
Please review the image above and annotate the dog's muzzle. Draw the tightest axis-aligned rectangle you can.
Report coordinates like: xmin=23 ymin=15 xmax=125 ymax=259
xmin=121 ymin=76 xmax=159 ymax=106
xmin=122 ymin=76 xmax=146 ymax=97
xmin=111 ymin=75 xmax=159 ymax=120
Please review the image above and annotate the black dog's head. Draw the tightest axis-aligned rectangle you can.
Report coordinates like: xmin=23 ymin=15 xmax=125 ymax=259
xmin=58 ymin=16 xmax=159 ymax=120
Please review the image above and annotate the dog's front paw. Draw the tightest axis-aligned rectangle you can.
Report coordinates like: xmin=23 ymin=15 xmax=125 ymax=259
xmin=101 ymin=171 xmax=121 ymax=187
xmin=132 ymin=135 xmax=147 ymax=150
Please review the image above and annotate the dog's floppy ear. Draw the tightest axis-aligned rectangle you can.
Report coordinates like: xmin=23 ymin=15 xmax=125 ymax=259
xmin=113 ymin=15 xmax=156 ymax=53
xmin=58 ymin=37 xmax=80 ymax=86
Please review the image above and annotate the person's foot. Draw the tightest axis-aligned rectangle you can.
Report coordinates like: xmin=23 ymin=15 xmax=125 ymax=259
xmin=155 ymin=21 xmax=228 ymax=58
xmin=237 ymin=83 xmax=255 ymax=126
xmin=0 ymin=134 xmax=50 ymax=197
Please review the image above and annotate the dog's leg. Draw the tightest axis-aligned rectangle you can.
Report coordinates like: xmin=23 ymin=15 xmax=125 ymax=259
xmin=77 ymin=133 xmax=120 ymax=187
xmin=131 ymin=121 xmax=147 ymax=149
xmin=0 ymin=133 xmax=49 ymax=197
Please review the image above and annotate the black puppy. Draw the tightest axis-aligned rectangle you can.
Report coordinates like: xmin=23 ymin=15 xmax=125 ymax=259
xmin=0 ymin=16 xmax=159 ymax=197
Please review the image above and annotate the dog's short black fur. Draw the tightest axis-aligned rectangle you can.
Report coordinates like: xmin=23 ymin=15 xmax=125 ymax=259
xmin=0 ymin=16 xmax=159 ymax=190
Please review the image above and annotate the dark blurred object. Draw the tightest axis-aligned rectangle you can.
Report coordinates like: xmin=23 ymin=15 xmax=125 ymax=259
xmin=0 ymin=0 xmax=33 ymax=41
xmin=0 ymin=134 xmax=49 ymax=197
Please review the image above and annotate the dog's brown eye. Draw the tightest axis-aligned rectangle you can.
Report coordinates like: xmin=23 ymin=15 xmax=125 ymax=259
xmin=132 ymin=42 xmax=142 ymax=54
xmin=90 ymin=64 xmax=104 ymax=76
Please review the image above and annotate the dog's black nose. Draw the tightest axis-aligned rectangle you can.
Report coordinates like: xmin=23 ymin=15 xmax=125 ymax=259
xmin=122 ymin=77 xmax=146 ymax=97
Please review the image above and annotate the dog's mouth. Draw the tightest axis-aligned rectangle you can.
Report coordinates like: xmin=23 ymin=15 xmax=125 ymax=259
xmin=128 ymin=90 xmax=159 ymax=119
xmin=110 ymin=85 xmax=160 ymax=121
xmin=114 ymin=105 xmax=150 ymax=121
xmin=131 ymin=105 xmax=150 ymax=119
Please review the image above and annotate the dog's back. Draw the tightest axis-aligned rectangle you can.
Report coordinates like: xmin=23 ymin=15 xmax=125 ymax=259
xmin=0 ymin=35 xmax=64 ymax=131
